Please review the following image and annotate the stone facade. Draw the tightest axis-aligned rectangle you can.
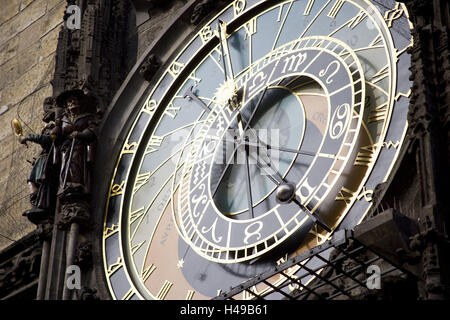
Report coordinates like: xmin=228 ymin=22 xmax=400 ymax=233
xmin=0 ymin=0 xmax=66 ymax=251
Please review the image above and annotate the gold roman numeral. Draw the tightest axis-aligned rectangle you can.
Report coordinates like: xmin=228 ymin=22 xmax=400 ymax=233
xmin=242 ymin=286 xmax=260 ymax=300
xmin=122 ymin=288 xmax=135 ymax=300
xmin=354 ymin=144 xmax=377 ymax=167
xmin=371 ymin=65 xmax=389 ymax=84
xmin=188 ymin=71 xmax=201 ymax=86
xmin=133 ymin=172 xmax=152 ymax=194
xmin=328 ymin=0 xmax=345 ymax=19
xmin=156 ymin=280 xmax=173 ymax=300
xmin=186 ymin=290 xmax=196 ymax=300
xmin=164 ymin=103 xmax=181 ymax=119
xmin=335 ymin=186 xmax=356 ymax=204
xmin=129 ymin=207 xmax=145 ymax=225
xmin=142 ymin=264 xmax=156 ymax=282
xmin=369 ymin=34 xmax=383 ymax=47
xmin=348 ymin=10 xmax=366 ymax=29
xmin=304 ymin=0 xmax=315 ymax=16
xmin=368 ymin=102 xmax=388 ymax=124
xmin=145 ymin=136 xmax=164 ymax=155
xmin=244 ymin=18 xmax=257 ymax=40
xmin=309 ymin=227 xmax=329 ymax=243
xmin=131 ymin=240 xmax=146 ymax=255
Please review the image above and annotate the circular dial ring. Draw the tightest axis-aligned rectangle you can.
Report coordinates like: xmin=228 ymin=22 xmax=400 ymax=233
xmin=177 ymin=36 xmax=365 ymax=263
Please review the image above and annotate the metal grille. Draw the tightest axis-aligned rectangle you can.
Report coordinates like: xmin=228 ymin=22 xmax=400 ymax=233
xmin=214 ymin=230 xmax=416 ymax=300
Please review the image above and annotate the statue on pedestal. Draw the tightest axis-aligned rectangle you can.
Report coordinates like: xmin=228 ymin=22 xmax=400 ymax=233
xmin=53 ymin=89 xmax=98 ymax=203
xmin=17 ymin=98 xmax=59 ymax=225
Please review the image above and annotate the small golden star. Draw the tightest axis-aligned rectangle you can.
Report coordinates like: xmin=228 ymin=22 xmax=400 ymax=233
xmin=177 ymin=259 xmax=185 ymax=269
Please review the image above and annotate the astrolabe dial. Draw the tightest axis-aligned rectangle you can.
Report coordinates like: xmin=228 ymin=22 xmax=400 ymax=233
xmin=176 ymin=36 xmax=365 ymax=263
xmin=102 ymin=0 xmax=413 ymax=300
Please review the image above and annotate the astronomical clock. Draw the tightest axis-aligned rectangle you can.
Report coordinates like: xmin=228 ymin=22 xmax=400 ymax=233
xmin=102 ymin=0 xmax=413 ymax=300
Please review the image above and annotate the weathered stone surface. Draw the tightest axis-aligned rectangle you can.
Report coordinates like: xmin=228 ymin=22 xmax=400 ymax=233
xmin=20 ymin=0 xmax=37 ymax=11
xmin=0 ymin=0 xmax=21 ymax=26
xmin=47 ymin=0 xmax=65 ymax=12
xmin=0 ymin=156 xmax=12 ymax=185
xmin=0 ymin=0 xmax=62 ymax=252
xmin=0 ymin=54 xmax=54 ymax=106
xmin=18 ymin=18 xmax=44 ymax=52
xmin=0 ymin=59 xmax=19 ymax=90
xmin=39 ymin=22 xmax=62 ymax=59
xmin=18 ymin=43 xmax=40 ymax=75
xmin=40 ymin=1 xmax=65 ymax=37
xmin=0 ymin=37 xmax=19 ymax=66
xmin=0 ymin=0 xmax=47 ymax=47
xmin=0 ymin=135 xmax=17 ymax=159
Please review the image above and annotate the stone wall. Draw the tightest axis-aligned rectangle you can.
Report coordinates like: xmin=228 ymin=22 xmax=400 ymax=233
xmin=0 ymin=0 xmax=66 ymax=250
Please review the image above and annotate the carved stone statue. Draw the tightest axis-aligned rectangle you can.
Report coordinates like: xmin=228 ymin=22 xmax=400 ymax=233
xmin=54 ymin=90 xmax=97 ymax=201
xmin=20 ymin=98 xmax=59 ymax=224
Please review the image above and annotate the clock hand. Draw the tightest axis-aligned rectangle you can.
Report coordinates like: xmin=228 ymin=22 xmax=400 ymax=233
xmin=211 ymin=88 xmax=269 ymax=198
xmin=243 ymin=137 xmax=255 ymax=218
xmin=251 ymin=152 xmax=332 ymax=232
xmin=211 ymin=138 xmax=240 ymax=198
xmin=292 ymin=195 xmax=332 ymax=232
xmin=235 ymin=104 xmax=246 ymax=137
xmin=221 ymin=137 xmax=318 ymax=158
xmin=184 ymin=86 xmax=212 ymax=113
xmin=227 ymin=97 xmax=327 ymax=228
xmin=252 ymin=153 xmax=284 ymax=185
xmin=242 ymin=87 xmax=268 ymax=134
xmin=259 ymin=139 xmax=317 ymax=157
xmin=216 ymin=20 xmax=249 ymax=138
xmin=216 ymin=20 xmax=233 ymax=81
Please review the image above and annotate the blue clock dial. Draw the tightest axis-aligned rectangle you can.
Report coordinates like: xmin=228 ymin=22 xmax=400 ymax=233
xmin=103 ymin=0 xmax=413 ymax=300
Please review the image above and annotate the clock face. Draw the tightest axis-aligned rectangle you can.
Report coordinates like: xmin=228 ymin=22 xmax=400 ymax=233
xmin=103 ymin=0 xmax=413 ymax=300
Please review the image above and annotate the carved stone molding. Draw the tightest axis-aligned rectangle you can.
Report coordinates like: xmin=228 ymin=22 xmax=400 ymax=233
xmin=0 ymin=245 xmax=41 ymax=299
xmin=58 ymin=201 xmax=91 ymax=230
xmin=139 ymin=54 xmax=161 ymax=82
xmin=52 ymin=0 xmax=134 ymax=112
xmin=77 ymin=286 xmax=99 ymax=300
xmin=74 ymin=241 xmax=93 ymax=270
xmin=36 ymin=223 xmax=54 ymax=243
xmin=190 ymin=0 xmax=219 ymax=25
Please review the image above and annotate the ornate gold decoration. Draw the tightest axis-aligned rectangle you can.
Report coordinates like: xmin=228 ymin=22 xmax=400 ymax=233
xmin=214 ymin=79 xmax=238 ymax=107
